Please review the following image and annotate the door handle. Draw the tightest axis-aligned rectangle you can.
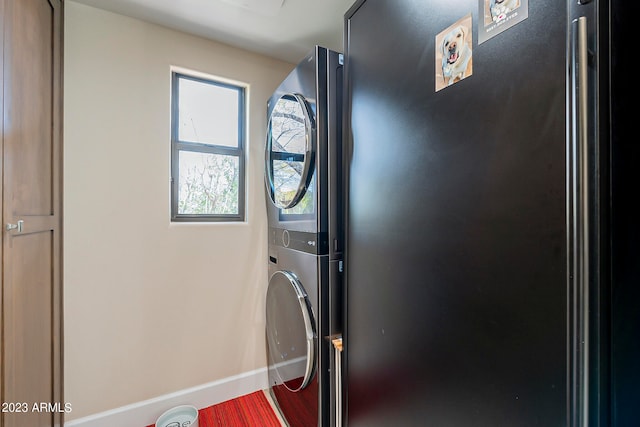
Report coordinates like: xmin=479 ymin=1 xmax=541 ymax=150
xmin=6 ymin=220 xmax=24 ymax=233
xmin=570 ymin=15 xmax=589 ymax=427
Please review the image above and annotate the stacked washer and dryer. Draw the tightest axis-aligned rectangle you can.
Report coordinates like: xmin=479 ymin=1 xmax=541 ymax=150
xmin=264 ymin=46 xmax=343 ymax=427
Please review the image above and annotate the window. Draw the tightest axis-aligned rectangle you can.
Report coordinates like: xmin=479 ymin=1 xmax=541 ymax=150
xmin=171 ymin=71 xmax=246 ymax=222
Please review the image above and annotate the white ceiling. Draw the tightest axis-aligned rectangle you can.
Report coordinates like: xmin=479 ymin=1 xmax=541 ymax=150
xmin=71 ymin=0 xmax=356 ymax=64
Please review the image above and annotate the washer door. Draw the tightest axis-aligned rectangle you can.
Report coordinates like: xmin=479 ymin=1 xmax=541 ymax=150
xmin=265 ymin=93 xmax=315 ymax=210
xmin=266 ymin=270 xmax=316 ymax=392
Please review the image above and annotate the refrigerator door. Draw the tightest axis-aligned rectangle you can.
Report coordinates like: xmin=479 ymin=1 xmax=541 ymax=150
xmin=606 ymin=1 xmax=639 ymax=425
xmin=344 ymin=0 xmax=568 ymax=426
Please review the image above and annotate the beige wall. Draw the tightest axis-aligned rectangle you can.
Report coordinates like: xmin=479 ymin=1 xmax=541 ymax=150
xmin=64 ymin=1 xmax=293 ymax=420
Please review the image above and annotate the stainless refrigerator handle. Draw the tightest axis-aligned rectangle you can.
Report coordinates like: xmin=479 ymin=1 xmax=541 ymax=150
xmin=571 ymin=15 xmax=589 ymax=427
xmin=332 ymin=337 xmax=343 ymax=427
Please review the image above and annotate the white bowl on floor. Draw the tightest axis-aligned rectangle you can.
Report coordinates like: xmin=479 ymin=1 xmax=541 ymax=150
xmin=155 ymin=405 xmax=199 ymax=427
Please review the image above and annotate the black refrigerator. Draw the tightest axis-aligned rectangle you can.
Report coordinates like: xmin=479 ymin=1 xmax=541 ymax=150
xmin=342 ymin=0 xmax=638 ymax=426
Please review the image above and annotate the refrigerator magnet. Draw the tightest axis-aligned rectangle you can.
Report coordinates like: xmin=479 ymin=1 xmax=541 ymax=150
xmin=435 ymin=14 xmax=473 ymax=92
xmin=478 ymin=0 xmax=529 ymax=44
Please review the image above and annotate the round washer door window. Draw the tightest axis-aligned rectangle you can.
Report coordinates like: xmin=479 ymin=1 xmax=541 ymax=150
xmin=265 ymin=93 xmax=315 ymax=209
xmin=266 ymin=270 xmax=316 ymax=392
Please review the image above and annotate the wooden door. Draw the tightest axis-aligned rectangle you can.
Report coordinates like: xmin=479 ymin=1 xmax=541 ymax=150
xmin=1 ymin=0 xmax=63 ymax=426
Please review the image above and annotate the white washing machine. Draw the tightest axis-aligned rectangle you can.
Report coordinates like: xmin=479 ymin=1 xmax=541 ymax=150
xmin=264 ymin=46 xmax=343 ymax=427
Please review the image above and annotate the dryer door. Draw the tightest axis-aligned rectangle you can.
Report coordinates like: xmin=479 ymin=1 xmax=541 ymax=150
xmin=265 ymin=93 xmax=315 ymax=210
xmin=266 ymin=270 xmax=316 ymax=392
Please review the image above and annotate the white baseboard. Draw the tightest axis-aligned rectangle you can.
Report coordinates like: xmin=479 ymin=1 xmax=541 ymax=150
xmin=65 ymin=367 xmax=269 ymax=427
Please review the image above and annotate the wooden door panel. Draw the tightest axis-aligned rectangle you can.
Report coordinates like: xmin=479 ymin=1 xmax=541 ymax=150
xmin=2 ymin=0 xmax=63 ymax=426
xmin=3 ymin=231 xmax=54 ymax=427
xmin=0 ymin=0 xmax=5 ymax=408
xmin=3 ymin=0 xmax=54 ymax=216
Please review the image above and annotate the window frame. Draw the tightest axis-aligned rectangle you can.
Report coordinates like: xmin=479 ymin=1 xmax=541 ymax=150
xmin=170 ymin=71 xmax=247 ymax=222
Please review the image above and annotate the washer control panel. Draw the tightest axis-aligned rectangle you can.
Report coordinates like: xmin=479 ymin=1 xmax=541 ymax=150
xmin=269 ymin=227 xmax=327 ymax=255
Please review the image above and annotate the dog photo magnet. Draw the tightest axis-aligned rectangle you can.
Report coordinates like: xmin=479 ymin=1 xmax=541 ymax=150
xmin=435 ymin=14 xmax=473 ymax=92
xmin=478 ymin=0 xmax=529 ymax=44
